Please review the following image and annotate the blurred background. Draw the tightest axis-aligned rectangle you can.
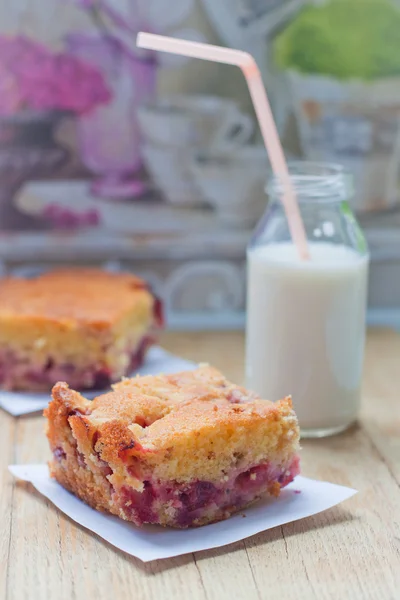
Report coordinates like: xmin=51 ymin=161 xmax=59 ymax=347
xmin=0 ymin=0 xmax=399 ymax=329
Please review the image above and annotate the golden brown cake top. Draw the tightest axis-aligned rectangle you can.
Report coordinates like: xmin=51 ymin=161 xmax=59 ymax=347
xmin=0 ymin=268 xmax=153 ymax=327
xmin=46 ymin=365 xmax=299 ymax=484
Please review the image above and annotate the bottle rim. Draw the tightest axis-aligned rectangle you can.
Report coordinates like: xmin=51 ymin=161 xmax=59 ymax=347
xmin=266 ymin=161 xmax=351 ymax=203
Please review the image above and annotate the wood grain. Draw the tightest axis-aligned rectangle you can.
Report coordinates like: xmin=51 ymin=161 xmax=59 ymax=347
xmin=2 ymin=330 xmax=400 ymax=600
xmin=362 ymin=330 xmax=400 ymax=484
xmin=0 ymin=412 xmax=15 ymax=600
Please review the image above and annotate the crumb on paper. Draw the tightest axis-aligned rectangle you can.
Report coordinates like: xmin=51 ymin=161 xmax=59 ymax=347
xmin=293 ymin=490 xmax=301 ymax=494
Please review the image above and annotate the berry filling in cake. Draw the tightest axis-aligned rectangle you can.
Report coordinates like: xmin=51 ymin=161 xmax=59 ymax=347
xmin=0 ymin=334 xmax=155 ymax=391
xmin=118 ymin=456 xmax=300 ymax=527
xmin=52 ymin=436 xmax=299 ymax=527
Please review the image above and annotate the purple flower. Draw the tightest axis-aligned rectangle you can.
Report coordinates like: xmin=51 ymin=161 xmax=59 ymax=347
xmin=0 ymin=34 xmax=111 ymax=115
xmin=0 ymin=63 xmax=23 ymax=116
xmin=43 ymin=204 xmax=101 ymax=229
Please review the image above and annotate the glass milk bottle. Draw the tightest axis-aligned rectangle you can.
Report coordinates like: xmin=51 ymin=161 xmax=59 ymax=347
xmin=246 ymin=162 xmax=369 ymax=438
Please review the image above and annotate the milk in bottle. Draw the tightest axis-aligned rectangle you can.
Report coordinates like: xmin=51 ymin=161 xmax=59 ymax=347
xmin=246 ymin=163 xmax=369 ymax=437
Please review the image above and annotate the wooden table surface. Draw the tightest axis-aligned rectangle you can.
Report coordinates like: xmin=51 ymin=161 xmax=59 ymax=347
xmin=1 ymin=329 xmax=400 ymax=600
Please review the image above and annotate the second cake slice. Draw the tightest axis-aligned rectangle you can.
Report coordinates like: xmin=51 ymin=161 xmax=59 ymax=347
xmin=0 ymin=268 xmax=162 ymax=391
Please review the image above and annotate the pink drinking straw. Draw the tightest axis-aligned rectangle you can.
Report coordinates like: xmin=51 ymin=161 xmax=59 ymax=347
xmin=137 ymin=32 xmax=310 ymax=260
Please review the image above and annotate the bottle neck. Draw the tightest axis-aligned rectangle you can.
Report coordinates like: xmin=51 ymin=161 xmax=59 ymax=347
xmin=250 ymin=195 xmax=367 ymax=256
xmin=250 ymin=162 xmax=367 ymax=255
xmin=268 ymin=195 xmax=346 ymax=214
xmin=267 ymin=162 xmax=350 ymax=205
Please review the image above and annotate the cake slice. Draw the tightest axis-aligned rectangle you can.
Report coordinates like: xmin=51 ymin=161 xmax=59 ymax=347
xmin=45 ymin=366 xmax=300 ymax=528
xmin=0 ymin=268 xmax=162 ymax=391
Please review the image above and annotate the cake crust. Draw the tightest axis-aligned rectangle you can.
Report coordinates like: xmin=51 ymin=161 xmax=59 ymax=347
xmin=0 ymin=268 xmax=151 ymax=327
xmin=45 ymin=366 xmax=300 ymax=528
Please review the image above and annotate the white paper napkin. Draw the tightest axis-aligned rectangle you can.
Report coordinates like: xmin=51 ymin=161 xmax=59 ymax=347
xmin=0 ymin=347 xmax=196 ymax=417
xmin=9 ymin=464 xmax=356 ymax=562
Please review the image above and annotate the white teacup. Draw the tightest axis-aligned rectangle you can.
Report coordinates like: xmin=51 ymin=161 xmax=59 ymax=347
xmin=190 ymin=145 xmax=269 ymax=228
xmin=142 ymin=143 xmax=205 ymax=206
xmin=138 ymin=95 xmax=254 ymax=150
